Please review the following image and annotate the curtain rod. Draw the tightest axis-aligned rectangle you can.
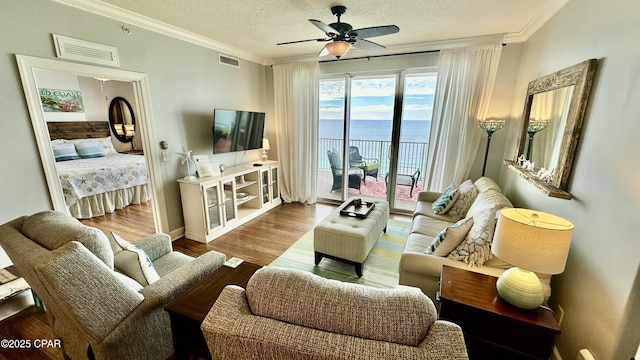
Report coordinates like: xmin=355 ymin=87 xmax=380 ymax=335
xmin=318 ymin=43 xmax=507 ymax=63
xmin=319 ymin=49 xmax=440 ymax=63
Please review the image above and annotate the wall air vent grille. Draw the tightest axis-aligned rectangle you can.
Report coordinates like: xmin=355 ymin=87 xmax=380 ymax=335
xmin=219 ymin=54 xmax=240 ymax=68
xmin=53 ymin=34 xmax=120 ymax=67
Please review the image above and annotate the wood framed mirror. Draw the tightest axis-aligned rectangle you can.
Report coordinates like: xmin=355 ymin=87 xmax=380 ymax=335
xmin=504 ymin=59 xmax=597 ymax=199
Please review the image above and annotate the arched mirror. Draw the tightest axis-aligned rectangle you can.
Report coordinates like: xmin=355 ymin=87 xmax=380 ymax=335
xmin=504 ymin=59 xmax=597 ymax=199
xmin=109 ymin=96 xmax=136 ymax=145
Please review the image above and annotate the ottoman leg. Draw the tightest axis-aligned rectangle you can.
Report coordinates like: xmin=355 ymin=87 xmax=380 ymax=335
xmin=355 ymin=263 xmax=363 ymax=277
xmin=314 ymin=251 xmax=323 ymax=265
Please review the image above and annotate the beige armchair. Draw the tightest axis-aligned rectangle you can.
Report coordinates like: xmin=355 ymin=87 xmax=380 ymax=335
xmin=0 ymin=211 xmax=226 ymax=360
xmin=201 ymin=267 xmax=468 ymax=360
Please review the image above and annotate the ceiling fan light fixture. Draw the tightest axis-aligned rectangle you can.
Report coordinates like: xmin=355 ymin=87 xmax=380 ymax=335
xmin=325 ymin=41 xmax=351 ymax=59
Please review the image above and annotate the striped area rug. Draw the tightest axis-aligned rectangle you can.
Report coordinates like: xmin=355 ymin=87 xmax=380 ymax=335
xmin=269 ymin=218 xmax=411 ymax=288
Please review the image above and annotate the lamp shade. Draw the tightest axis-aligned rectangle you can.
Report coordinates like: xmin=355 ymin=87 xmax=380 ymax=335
xmin=262 ymin=138 xmax=270 ymax=150
xmin=492 ymin=208 xmax=574 ymax=274
xmin=325 ymin=41 xmax=352 ymax=58
xmin=124 ymin=124 xmax=135 ymax=137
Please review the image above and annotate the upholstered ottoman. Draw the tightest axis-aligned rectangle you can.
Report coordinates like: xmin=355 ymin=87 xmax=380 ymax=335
xmin=314 ymin=198 xmax=389 ymax=276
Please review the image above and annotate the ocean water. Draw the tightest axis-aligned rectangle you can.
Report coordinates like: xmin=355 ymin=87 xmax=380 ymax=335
xmin=318 ymin=119 xmax=431 ymax=173
xmin=319 ymin=119 xmax=430 ymax=142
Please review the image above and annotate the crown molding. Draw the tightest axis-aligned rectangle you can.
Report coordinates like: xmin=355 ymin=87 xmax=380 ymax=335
xmin=53 ymin=0 xmax=568 ymax=66
xmin=52 ymin=0 xmax=267 ymax=65
xmin=503 ymin=0 xmax=571 ymax=43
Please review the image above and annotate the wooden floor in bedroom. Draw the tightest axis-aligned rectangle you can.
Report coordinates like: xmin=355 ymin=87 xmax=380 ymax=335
xmin=1 ymin=201 xmax=410 ymax=359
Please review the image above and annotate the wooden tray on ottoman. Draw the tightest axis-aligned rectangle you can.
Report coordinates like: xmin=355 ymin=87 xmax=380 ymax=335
xmin=340 ymin=199 xmax=376 ymax=219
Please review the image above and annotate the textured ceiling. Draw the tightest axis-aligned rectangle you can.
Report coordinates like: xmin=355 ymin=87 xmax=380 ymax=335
xmin=67 ymin=0 xmax=570 ymax=63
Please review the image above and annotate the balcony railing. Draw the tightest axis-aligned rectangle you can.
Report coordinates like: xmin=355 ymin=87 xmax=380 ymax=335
xmin=319 ymin=138 xmax=428 ymax=181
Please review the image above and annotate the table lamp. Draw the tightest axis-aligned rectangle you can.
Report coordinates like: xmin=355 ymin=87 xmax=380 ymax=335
xmin=261 ymin=138 xmax=270 ymax=162
xmin=491 ymin=208 xmax=574 ymax=309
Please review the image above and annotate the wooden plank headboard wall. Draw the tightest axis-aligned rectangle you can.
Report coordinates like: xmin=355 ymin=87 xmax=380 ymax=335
xmin=47 ymin=121 xmax=111 ymax=140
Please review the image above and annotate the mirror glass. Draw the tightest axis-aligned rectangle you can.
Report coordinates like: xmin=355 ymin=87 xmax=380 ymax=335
xmin=505 ymin=59 xmax=597 ymax=199
xmin=523 ymin=85 xmax=574 ymax=170
xmin=109 ymin=96 xmax=136 ymax=143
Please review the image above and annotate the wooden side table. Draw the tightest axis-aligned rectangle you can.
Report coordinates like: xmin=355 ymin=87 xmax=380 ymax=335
xmin=165 ymin=261 xmax=261 ymax=360
xmin=438 ymin=265 xmax=560 ymax=360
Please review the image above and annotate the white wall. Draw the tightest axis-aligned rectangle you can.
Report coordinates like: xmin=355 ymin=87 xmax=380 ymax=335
xmin=0 ymin=0 xmax=269 ymax=233
xmin=497 ymin=0 xmax=640 ymax=359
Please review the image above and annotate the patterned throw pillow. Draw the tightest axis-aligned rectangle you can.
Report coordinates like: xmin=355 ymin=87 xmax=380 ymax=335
xmin=431 ymin=183 xmax=459 ymax=214
xmin=426 ymin=217 xmax=474 ymax=256
xmin=447 ymin=207 xmax=497 ymax=267
xmin=75 ymin=140 xmax=105 ymax=159
xmin=52 ymin=142 xmax=80 ymax=162
xmin=111 ymin=231 xmax=160 ymax=286
xmin=447 ymin=179 xmax=478 ymax=221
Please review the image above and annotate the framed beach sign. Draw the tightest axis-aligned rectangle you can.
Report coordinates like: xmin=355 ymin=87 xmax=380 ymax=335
xmin=39 ymin=88 xmax=85 ymax=113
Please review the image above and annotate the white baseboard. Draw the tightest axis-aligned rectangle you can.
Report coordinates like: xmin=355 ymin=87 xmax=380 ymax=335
xmin=170 ymin=226 xmax=185 ymax=241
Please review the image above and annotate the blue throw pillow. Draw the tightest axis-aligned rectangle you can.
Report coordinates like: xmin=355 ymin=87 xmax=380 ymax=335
xmin=75 ymin=140 xmax=105 ymax=159
xmin=52 ymin=142 xmax=80 ymax=162
xmin=432 ymin=183 xmax=459 ymax=214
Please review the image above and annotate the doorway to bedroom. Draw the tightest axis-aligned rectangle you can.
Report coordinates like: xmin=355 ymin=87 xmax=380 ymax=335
xmin=17 ymin=55 xmax=165 ymax=237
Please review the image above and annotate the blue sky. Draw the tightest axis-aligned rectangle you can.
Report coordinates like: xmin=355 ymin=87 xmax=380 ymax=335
xmin=319 ymin=73 xmax=437 ymax=121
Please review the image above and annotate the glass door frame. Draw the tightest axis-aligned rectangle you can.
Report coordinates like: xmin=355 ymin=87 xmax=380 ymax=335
xmin=320 ymin=70 xmax=408 ymax=211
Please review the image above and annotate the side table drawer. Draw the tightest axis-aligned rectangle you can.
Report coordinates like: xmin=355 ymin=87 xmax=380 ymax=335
xmin=440 ymin=300 xmax=556 ymax=360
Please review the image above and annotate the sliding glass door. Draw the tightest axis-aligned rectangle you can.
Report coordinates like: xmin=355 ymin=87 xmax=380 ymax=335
xmin=317 ymin=70 xmax=436 ymax=212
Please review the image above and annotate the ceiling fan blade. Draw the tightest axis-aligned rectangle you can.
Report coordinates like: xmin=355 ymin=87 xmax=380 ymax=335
xmin=351 ymin=25 xmax=399 ymax=39
xmin=309 ymin=19 xmax=339 ymax=36
xmin=352 ymin=38 xmax=386 ymax=51
xmin=277 ymin=38 xmax=329 ymax=45
xmin=318 ymin=46 xmax=330 ymax=57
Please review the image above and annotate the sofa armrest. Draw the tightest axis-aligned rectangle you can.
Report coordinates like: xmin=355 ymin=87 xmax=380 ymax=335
xmin=35 ymin=242 xmax=144 ymax=343
xmin=420 ymin=320 xmax=468 ymax=359
xmin=134 ymin=233 xmax=172 ymax=261
xmin=139 ymin=250 xmax=225 ymax=309
xmin=417 ymin=191 xmax=441 ymax=202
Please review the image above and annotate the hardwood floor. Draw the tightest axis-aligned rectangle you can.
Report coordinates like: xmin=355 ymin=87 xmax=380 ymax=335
xmin=0 ymin=202 xmax=410 ymax=359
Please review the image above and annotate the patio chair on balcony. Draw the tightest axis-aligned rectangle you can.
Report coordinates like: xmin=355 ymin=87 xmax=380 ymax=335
xmin=328 ymin=150 xmax=362 ymax=193
xmin=349 ymin=146 xmax=380 ymax=184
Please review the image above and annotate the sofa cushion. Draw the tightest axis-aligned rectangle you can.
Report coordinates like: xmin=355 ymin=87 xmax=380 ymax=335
xmin=410 ymin=215 xmax=453 ymax=237
xmin=414 ymin=201 xmax=456 ymax=222
xmin=447 ymin=179 xmax=478 ymax=221
xmin=246 ymin=267 xmax=436 ymax=347
xmin=474 ymin=177 xmax=501 ymax=193
xmin=22 ymin=211 xmax=114 ymax=269
xmin=112 ymin=232 xmax=160 ymax=286
xmin=448 ymin=207 xmax=497 ymax=267
xmin=427 ymin=217 xmax=474 ymax=256
xmin=431 ymin=183 xmax=459 ymax=214
xmin=466 ymin=189 xmax=513 ymax=216
xmin=404 ymin=233 xmax=432 ymax=253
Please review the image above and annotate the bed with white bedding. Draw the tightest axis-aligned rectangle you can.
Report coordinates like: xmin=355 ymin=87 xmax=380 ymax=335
xmin=56 ymin=153 xmax=149 ymax=218
xmin=48 ymin=121 xmax=150 ymax=219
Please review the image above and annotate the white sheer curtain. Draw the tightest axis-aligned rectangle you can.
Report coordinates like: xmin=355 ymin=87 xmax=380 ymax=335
xmin=273 ymin=62 xmax=319 ymax=203
xmin=424 ymin=42 xmax=503 ymax=191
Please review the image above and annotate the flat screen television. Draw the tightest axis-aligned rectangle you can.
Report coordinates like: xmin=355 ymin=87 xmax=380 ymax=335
xmin=212 ymin=109 xmax=265 ymax=154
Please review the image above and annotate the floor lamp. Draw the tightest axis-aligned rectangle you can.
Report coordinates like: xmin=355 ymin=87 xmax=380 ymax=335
xmin=526 ymin=119 xmax=550 ymax=160
xmin=478 ymin=119 xmax=505 ymax=176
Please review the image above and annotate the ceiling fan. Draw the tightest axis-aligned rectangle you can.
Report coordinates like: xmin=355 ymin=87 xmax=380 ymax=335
xmin=277 ymin=5 xmax=399 ymax=59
